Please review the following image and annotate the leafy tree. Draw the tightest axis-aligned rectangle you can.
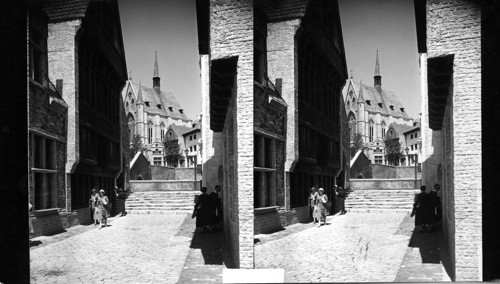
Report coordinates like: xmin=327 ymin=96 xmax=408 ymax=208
xmin=384 ymin=138 xmax=403 ymax=166
xmin=164 ymin=139 xmax=182 ymax=167
xmin=129 ymin=134 xmax=143 ymax=157
xmin=350 ymin=133 xmax=366 ymax=158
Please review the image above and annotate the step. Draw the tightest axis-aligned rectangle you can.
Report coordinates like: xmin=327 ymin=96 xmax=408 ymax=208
xmin=126 ymin=210 xmax=192 ymax=215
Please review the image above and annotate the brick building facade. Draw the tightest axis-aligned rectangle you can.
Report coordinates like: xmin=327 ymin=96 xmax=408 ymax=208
xmin=196 ymin=0 xmax=348 ymax=268
xmin=415 ymin=0 xmax=500 ymax=280
xmin=28 ymin=0 xmax=129 ymax=237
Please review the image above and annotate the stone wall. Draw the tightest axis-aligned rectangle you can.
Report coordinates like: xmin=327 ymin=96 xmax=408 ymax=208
xmin=210 ymin=0 xmax=254 ymax=269
xmin=350 ymin=179 xmax=420 ymax=190
xmin=30 ymin=207 xmax=90 ymax=238
xmin=254 ymin=205 xmax=309 ymax=235
xmin=130 ymin=180 xmax=201 ymax=192
xmin=426 ymin=0 xmax=482 ymax=281
xmin=371 ymin=165 xmax=422 ymax=180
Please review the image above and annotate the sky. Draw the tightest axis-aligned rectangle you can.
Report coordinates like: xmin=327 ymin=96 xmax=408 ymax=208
xmin=338 ymin=0 xmax=421 ymax=118
xmin=118 ymin=0 xmax=421 ymax=121
xmin=119 ymin=0 xmax=201 ymax=121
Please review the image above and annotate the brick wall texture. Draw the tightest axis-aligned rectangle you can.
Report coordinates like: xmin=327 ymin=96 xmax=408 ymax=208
xmin=210 ymin=0 xmax=254 ymax=268
xmin=254 ymin=206 xmax=309 ymax=235
xmin=425 ymin=0 xmax=482 ymax=280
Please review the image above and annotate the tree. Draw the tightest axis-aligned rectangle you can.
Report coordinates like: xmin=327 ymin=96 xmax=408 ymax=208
xmin=350 ymin=133 xmax=366 ymax=158
xmin=384 ymin=137 xmax=403 ymax=166
xmin=164 ymin=139 xmax=182 ymax=167
xmin=129 ymin=134 xmax=143 ymax=157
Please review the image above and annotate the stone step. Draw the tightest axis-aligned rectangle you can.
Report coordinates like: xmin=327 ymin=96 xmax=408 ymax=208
xmin=126 ymin=210 xmax=192 ymax=215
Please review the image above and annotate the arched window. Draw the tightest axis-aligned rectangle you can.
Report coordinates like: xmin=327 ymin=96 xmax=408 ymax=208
xmin=128 ymin=115 xmax=135 ymax=141
xmin=369 ymin=120 xmax=374 ymax=142
xmin=348 ymin=112 xmax=356 ymax=141
xmin=381 ymin=121 xmax=387 ymax=140
xmin=160 ymin=123 xmax=166 ymax=141
xmin=147 ymin=121 xmax=153 ymax=144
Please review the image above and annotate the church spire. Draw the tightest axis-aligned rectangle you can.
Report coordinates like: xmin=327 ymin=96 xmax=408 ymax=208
xmin=136 ymin=82 xmax=144 ymax=105
xmin=358 ymin=81 xmax=365 ymax=102
xmin=374 ymin=50 xmax=381 ymax=90
xmin=153 ymin=51 xmax=160 ymax=93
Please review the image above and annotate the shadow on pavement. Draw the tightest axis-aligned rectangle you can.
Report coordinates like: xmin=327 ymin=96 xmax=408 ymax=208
xmin=408 ymin=226 xmax=441 ymax=264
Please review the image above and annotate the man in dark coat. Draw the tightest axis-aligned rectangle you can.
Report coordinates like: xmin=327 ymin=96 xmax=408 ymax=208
xmin=192 ymin=187 xmax=216 ymax=233
xmin=411 ymin=185 xmax=435 ymax=232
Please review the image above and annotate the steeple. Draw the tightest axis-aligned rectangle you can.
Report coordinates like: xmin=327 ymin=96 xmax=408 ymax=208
xmin=374 ymin=50 xmax=381 ymax=91
xmin=358 ymin=81 xmax=365 ymax=103
xmin=136 ymin=82 xmax=144 ymax=105
xmin=153 ymin=51 xmax=160 ymax=93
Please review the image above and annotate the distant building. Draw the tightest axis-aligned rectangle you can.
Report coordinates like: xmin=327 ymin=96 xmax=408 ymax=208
xmin=343 ymin=52 xmax=414 ymax=164
xmin=164 ymin=121 xmax=201 ymax=168
xmin=28 ymin=0 xmax=129 ymax=237
xmin=122 ymin=53 xmax=193 ymax=166
xmin=402 ymin=118 xmax=421 ymax=167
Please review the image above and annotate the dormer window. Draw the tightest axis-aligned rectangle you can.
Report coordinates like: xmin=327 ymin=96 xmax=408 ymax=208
xmin=347 ymin=101 xmax=350 ymax=106
xmin=389 ymin=105 xmax=394 ymax=110
xmin=353 ymin=97 xmax=355 ymax=103
xmin=366 ymin=100 xmax=371 ymax=105
xmin=168 ymin=106 xmax=173 ymax=111
xmin=131 ymin=99 xmax=135 ymax=104
xmin=157 ymin=104 xmax=162 ymax=109
xmin=179 ymin=109 xmax=184 ymax=114
xmin=378 ymin=103 xmax=383 ymax=108
xmin=145 ymin=102 xmax=150 ymax=107
xmin=400 ymin=108 xmax=405 ymax=112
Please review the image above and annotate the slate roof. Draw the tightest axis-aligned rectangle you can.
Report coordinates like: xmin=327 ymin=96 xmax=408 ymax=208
xmin=130 ymin=82 xmax=189 ymax=121
xmin=404 ymin=118 xmax=421 ymax=134
xmin=42 ymin=0 xmax=90 ymax=22
xmin=350 ymin=81 xmax=411 ymax=120
xmin=182 ymin=122 xmax=201 ymax=137
xmin=258 ymin=0 xmax=309 ymax=22
xmin=389 ymin=123 xmax=413 ymax=137
xmin=168 ymin=124 xmax=193 ymax=139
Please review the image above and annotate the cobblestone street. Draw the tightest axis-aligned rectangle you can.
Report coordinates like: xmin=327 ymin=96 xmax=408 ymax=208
xmin=30 ymin=214 xmax=191 ymax=284
xmin=30 ymin=212 xmax=450 ymax=283
xmin=255 ymin=212 xmax=450 ymax=283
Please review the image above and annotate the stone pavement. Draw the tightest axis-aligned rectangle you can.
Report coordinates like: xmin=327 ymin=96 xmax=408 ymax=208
xmin=30 ymin=214 xmax=191 ymax=283
xmin=177 ymin=217 xmax=225 ymax=283
xmin=255 ymin=212 xmax=451 ymax=282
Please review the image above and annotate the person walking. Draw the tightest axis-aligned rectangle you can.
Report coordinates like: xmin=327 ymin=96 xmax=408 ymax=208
xmin=192 ymin=187 xmax=216 ymax=233
xmin=309 ymin=187 xmax=318 ymax=223
xmin=96 ymin=189 xmax=109 ymax=229
xmin=411 ymin=185 xmax=433 ymax=232
xmin=210 ymin=185 xmax=223 ymax=228
xmin=89 ymin=188 xmax=99 ymax=225
xmin=114 ymin=186 xmax=127 ymax=216
xmin=314 ymin=188 xmax=328 ymax=227
xmin=336 ymin=186 xmax=347 ymax=215
xmin=429 ymin=184 xmax=442 ymax=229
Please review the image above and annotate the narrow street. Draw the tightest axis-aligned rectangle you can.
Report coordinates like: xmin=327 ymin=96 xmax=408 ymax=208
xmin=255 ymin=212 xmax=450 ymax=283
xmin=30 ymin=211 xmax=450 ymax=283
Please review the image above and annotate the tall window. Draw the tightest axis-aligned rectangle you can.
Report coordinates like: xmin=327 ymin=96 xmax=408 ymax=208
xmin=148 ymin=122 xmax=153 ymax=144
xmin=381 ymin=122 xmax=386 ymax=140
xmin=160 ymin=124 xmax=165 ymax=141
xmin=29 ymin=9 xmax=47 ymax=85
xmin=374 ymin=156 xmax=383 ymax=164
xmin=254 ymin=134 xmax=276 ymax=208
xmin=32 ymin=135 xmax=57 ymax=210
xmin=369 ymin=121 xmax=374 ymax=142
xmin=254 ymin=7 xmax=267 ymax=84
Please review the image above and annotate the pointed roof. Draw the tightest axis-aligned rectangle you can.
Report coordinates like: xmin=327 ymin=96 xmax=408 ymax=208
xmin=153 ymin=51 xmax=159 ymax=78
xmin=374 ymin=50 xmax=381 ymax=77
xmin=358 ymin=81 xmax=365 ymax=102
xmin=136 ymin=82 xmax=144 ymax=105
